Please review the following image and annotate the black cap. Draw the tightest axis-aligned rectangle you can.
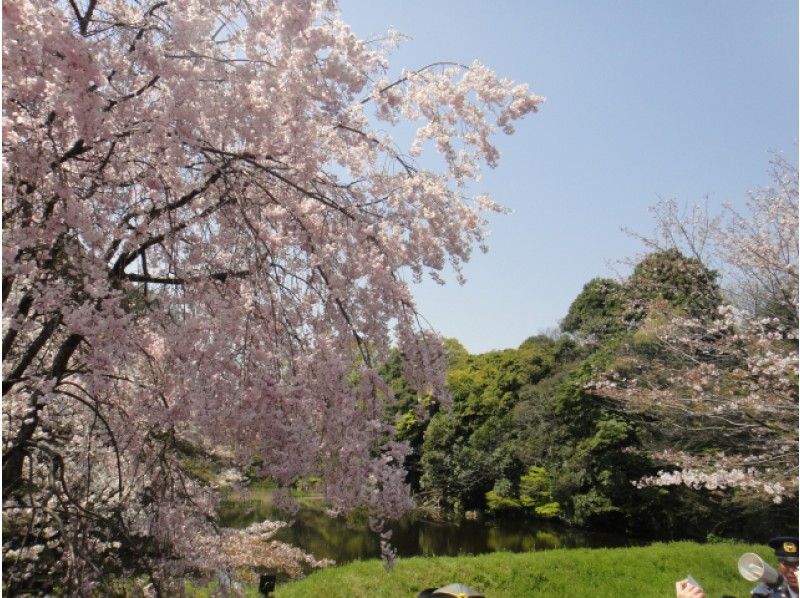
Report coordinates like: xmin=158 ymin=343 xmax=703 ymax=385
xmin=768 ymin=536 xmax=799 ymax=563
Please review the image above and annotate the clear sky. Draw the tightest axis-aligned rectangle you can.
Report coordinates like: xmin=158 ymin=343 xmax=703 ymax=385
xmin=339 ymin=1 xmax=799 ymax=354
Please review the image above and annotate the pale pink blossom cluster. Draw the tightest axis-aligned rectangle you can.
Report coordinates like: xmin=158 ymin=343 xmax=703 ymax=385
xmin=190 ymin=520 xmax=334 ymax=586
xmin=635 ymin=452 xmax=789 ymax=504
xmin=2 ymin=0 xmax=540 ymax=590
xmin=593 ymin=164 xmax=798 ymax=501
xmin=593 ymin=305 xmax=797 ymax=497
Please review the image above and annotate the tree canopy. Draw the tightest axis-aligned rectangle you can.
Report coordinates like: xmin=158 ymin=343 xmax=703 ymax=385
xmin=393 ymin=171 xmax=797 ymax=537
xmin=2 ymin=1 xmax=541 ymax=592
xmin=592 ymin=161 xmax=798 ymax=501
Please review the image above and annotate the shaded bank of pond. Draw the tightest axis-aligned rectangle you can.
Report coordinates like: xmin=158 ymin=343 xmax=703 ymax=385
xmin=218 ymin=485 xmax=638 ymax=564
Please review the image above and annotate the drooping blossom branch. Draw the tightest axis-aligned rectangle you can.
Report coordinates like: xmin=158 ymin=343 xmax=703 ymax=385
xmin=3 ymin=0 xmax=541 ymax=592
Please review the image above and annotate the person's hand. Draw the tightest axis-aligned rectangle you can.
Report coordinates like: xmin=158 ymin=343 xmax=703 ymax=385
xmin=675 ymin=579 xmax=706 ymax=598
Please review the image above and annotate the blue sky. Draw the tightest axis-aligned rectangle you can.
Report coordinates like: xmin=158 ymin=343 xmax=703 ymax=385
xmin=339 ymin=1 xmax=799 ymax=354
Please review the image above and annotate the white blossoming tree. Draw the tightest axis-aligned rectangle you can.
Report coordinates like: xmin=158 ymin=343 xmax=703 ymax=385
xmin=593 ymin=158 xmax=798 ymax=502
xmin=2 ymin=1 xmax=542 ymax=593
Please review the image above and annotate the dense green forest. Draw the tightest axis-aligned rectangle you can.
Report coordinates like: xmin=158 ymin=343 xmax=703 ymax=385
xmin=382 ymin=248 xmax=798 ymax=541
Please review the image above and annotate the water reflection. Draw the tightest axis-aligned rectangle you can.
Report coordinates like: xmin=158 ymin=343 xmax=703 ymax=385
xmin=217 ymin=489 xmax=634 ymax=564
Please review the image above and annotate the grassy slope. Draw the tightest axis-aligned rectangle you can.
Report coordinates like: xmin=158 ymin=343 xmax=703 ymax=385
xmin=271 ymin=541 xmax=770 ymax=598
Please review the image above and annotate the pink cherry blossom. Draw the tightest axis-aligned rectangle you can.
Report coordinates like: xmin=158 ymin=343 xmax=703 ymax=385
xmin=596 ymin=161 xmax=798 ymax=500
xmin=2 ymin=0 xmax=541 ymax=591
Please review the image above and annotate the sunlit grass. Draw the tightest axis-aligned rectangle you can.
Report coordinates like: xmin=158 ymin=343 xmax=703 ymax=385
xmin=185 ymin=579 xmax=260 ymax=597
xmin=272 ymin=541 xmax=769 ymax=598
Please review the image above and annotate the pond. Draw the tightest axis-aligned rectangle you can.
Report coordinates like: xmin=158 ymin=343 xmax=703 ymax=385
xmin=218 ymin=486 xmax=638 ymax=564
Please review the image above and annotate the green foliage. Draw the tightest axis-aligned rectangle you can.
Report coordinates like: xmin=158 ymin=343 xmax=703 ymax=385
xmin=561 ymin=277 xmax=626 ymax=339
xmin=562 ymin=251 xmax=722 ymax=343
xmin=518 ymin=467 xmax=560 ymax=518
xmin=420 ymin=411 xmax=510 ymax=510
xmin=443 ymin=337 xmax=471 ymax=366
xmin=532 ymin=502 xmax=561 ymax=518
xmin=627 ymin=248 xmax=722 ymax=321
xmin=387 ymin=248 xmax=794 ymax=537
xmin=414 ymin=326 xmax=665 ymax=528
xmin=186 ymin=579 xmax=262 ymax=597
xmin=417 ymin=338 xmax=564 ymax=510
xmin=484 ymin=466 xmax=561 ymax=517
xmin=485 ymin=489 xmax=521 ymax=512
xmin=570 ymin=490 xmax=619 ymax=526
xmin=380 ymin=348 xmax=440 ymax=490
xmin=539 ymin=372 xmax=653 ymax=529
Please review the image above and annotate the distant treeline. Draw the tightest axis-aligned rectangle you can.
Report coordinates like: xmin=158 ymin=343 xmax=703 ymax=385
xmin=382 ymin=249 xmax=798 ymax=542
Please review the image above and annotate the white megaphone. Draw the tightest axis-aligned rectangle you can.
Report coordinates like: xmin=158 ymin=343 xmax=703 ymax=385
xmin=738 ymin=552 xmax=782 ymax=585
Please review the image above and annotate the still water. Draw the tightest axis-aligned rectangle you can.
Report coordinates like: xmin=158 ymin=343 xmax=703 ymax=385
xmin=218 ymin=487 xmax=635 ymax=564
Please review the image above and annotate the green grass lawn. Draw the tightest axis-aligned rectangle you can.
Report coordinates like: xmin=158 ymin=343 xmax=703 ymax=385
xmin=266 ymin=541 xmax=770 ymax=598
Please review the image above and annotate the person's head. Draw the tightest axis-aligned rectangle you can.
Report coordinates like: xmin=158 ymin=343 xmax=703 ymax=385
xmin=768 ymin=536 xmax=799 ymax=591
xmin=778 ymin=560 xmax=798 ymax=591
